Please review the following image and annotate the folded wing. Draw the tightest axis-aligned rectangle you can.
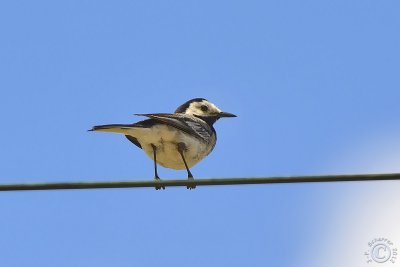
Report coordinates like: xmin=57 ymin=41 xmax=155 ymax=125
xmin=135 ymin=113 xmax=213 ymax=142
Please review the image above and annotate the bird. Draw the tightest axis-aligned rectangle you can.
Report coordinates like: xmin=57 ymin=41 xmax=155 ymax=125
xmin=89 ymin=98 xmax=236 ymax=190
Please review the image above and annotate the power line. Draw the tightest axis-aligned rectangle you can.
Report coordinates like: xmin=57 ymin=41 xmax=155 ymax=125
xmin=0 ymin=173 xmax=399 ymax=191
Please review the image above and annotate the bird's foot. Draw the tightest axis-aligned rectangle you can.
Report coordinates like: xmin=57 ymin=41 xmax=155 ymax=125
xmin=186 ymin=176 xmax=196 ymax=190
xmin=154 ymin=177 xmax=165 ymax=190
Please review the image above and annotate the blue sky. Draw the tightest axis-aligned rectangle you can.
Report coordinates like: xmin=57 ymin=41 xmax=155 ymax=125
xmin=0 ymin=1 xmax=399 ymax=266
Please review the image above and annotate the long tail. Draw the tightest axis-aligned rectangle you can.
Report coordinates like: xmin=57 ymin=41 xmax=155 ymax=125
xmin=89 ymin=124 xmax=135 ymax=135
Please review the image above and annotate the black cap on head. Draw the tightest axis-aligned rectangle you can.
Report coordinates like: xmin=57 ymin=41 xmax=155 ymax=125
xmin=175 ymin=98 xmax=207 ymax=113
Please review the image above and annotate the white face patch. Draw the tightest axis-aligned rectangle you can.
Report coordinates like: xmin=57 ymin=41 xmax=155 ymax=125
xmin=185 ymin=100 xmax=222 ymax=116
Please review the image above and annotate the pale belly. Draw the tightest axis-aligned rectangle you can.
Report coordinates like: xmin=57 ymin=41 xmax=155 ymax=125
xmin=127 ymin=125 xmax=215 ymax=170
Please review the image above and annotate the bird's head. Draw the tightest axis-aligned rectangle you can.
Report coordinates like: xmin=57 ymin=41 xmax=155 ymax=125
xmin=175 ymin=98 xmax=236 ymax=124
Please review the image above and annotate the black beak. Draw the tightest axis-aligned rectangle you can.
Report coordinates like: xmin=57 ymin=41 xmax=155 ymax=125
xmin=217 ymin=111 xmax=237 ymax=118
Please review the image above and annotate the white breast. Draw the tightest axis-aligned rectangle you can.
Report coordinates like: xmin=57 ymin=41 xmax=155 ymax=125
xmin=126 ymin=124 xmax=216 ymax=170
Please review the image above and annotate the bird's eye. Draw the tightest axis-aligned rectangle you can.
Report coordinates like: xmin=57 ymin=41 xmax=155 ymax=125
xmin=200 ymin=105 xmax=209 ymax=112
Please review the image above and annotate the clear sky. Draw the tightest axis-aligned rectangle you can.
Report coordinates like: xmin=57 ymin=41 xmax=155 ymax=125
xmin=1 ymin=1 xmax=399 ymax=266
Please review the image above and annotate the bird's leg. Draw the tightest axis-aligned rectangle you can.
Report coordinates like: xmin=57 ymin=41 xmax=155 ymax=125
xmin=151 ymin=144 xmax=164 ymax=190
xmin=177 ymin=142 xmax=195 ymax=190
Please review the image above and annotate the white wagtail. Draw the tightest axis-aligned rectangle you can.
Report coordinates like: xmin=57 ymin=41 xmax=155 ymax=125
xmin=89 ymin=98 xmax=236 ymax=190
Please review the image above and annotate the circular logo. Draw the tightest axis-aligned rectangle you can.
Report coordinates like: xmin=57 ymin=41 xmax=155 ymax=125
xmin=371 ymin=243 xmax=391 ymax=263
xmin=365 ymin=238 xmax=398 ymax=264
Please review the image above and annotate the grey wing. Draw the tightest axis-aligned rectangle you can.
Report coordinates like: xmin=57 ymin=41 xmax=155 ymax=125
xmin=184 ymin=118 xmax=213 ymax=141
xmin=135 ymin=113 xmax=213 ymax=142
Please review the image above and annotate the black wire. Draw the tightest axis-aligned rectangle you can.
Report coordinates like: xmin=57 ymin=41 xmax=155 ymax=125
xmin=0 ymin=173 xmax=399 ymax=191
